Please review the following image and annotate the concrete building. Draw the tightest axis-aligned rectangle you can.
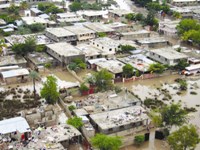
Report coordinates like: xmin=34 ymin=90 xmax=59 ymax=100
xmin=108 ymin=9 xmax=133 ymax=20
xmin=120 ymin=30 xmax=150 ymax=40
xmin=30 ymin=8 xmax=43 ymax=16
xmin=171 ymin=0 xmax=200 ymax=7
xmin=158 ymin=19 xmax=180 ymax=37
xmin=82 ymin=11 xmax=106 ymax=21
xmin=64 ymin=26 xmax=96 ymax=42
xmin=0 ymin=68 xmax=30 ymax=84
xmin=90 ymin=37 xmax=120 ymax=54
xmin=46 ymin=42 xmax=85 ymax=66
xmin=45 ymin=27 xmax=77 ymax=44
xmin=56 ymin=12 xmax=85 ymax=24
xmin=118 ymin=54 xmax=155 ymax=72
xmin=95 ymin=59 xmax=125 ymax=78
xmin=0 ymin=55 xmax=27 ymax=67
xmin=148 ymin=47 xmax=188 ymax=65
xmin=90 ymin=105 xmax=149 ymax=134
xmin=26 ymin=52 xmax=55 ymax=71
xmin=136 ymin=37 xmax=169 ymax=49
xmin=106 ymin=22 xmax=129 ymax=31
xmin=170 ymin=7 xmax=193 ymax=18
xmin=83 ymin=22 xmax=115 ymax=34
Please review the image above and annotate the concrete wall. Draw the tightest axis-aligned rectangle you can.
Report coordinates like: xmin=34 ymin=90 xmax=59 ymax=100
xmin=121 ymin=33 xmax=150 ymax=40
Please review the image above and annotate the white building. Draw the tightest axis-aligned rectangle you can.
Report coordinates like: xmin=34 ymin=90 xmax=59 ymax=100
xmin=171 ymin=0 xmax=200 ymax=7
xmin=148 ymin=47 xmax=188 ymax=65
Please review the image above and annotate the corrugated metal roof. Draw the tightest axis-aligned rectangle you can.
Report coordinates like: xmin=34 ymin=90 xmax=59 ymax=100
xmin=1 ymin=68 xmax=29 ymax=78
xmin=0 ymin=117 xmax=31 ymax=134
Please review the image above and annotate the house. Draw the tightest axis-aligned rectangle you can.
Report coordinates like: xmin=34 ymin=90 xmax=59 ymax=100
xmin=158 ymin=19 xmax=180 ymax=37
xmin=45 ymin=27 xmax=77 ymax=44
xmin=106 ymin=22 xmax=129 ymax=32
xmin=95 ymin=59 xmax=125 ymax=78
xmin=118 ymin=54 xmax=155 ymax=72
xmin=136 ymin=37 xmax=169 ymax=49
xmin=170 ymin=7 xmax=193 ymax=18
xmin=171 ymin=0 xmax=200 ymax=7
xmin=83 ymin=22 xmax=115 ymax=34
xmin=56 ymin=12 xmax=85 ymax=24
xmin=148 ymin=47 xmax=188 ymax=65
xmin=30 ymin=8 xmax=43 ymax=16
xmin=0 ymin=68 xmax=30 ymax=84
xmin=46 ymin=42 xmax=85 ymax=66
xmin=82 ymin=10 xmax=107 ymax=21
xmin=23 ymin=34 xmax=52 ymax=45
xmin=90 ymin=105 xmax=149 ymax=136
xmin=120 ymin=30 xmax=150 ymax=40
xmin=185 ymin=64 xmax=200 ymax=74
xmin=0 ymin=0 xmax=12 ymax=10
xmin=108 ymin=9 xmax=133 ymax=20
xmin=0 ymin=117 xmax=31 ymax=141
xmin=0 ymin=55 xmax=27 ymax=68
xmin=64 ymin=26 xmax=96 ymax=42
xmin=5 ymin=35 xmax=26 ymax=46
xmin=0 ymin=19 xmax=6 ymax=26
xmin=90 ymin=37 xmax=120 ymax=54
xmin=26 ymin=52 xmax=55 ymax=71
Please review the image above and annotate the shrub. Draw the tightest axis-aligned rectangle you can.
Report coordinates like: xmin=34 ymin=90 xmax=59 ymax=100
xmin=68 ymin=105 xmax=76 ymax=111
xmin=134 ymin=135 xmax=145 ymax=146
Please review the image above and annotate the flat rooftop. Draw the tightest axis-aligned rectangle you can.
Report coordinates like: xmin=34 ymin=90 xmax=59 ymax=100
xmin=27 ymin=52 xmax=54 ymax=65
xmin=56 ymin=12 xmax=79 ymax=18
xmin=83 ymin=22 xmax=114 ymax=33
xmin=82 ymin=10 xmax=106 ymax=16
xmin=121 ymin=30 xmax=150 ymax=36
xmin=106 ymin=22 xmax=128 ymax=29
xmin=46 ymin=27 xmax=76 ymax=37
xmin=109 ymin=9 xmax=133 ymax=16
xmin=137 ymin=37 xmax=168 ymax=44
xmin=151 ymin=47 xmax=189 ymax=60
xmin=118 ymin=54 xmax=155 ymax=72
xmin=90 ymin=105 xmax=148 ymax=130
xmin=71 ymin=91 xmax=140 ymax=114
xmin=92 ymin=37 xmax=120 ymax=49
xmin=5 ymin=35 xmax=26 ymax=45
xmin=64 ymin=26 xmax=96 ymax=35
xmin=186 ymin=64 xmax=200 ymax=71
xmin=21 ymin=17 xmax=48 ymax=25
xmin=95 ymin=59 xmax=125 ymax=74
xmin=76 ymin=43 xmax=101 ymax=57
xmin=0 ymin=55 xmax=27 ymax=67
xmin=47 ymin=42 xmax=82 ymax=57
xmin=23 ymin=34 xmax=52 ymax=45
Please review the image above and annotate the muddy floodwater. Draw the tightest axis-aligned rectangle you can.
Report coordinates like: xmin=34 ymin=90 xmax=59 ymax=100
xmin=117 ymin=74 xmax=200 ymax=150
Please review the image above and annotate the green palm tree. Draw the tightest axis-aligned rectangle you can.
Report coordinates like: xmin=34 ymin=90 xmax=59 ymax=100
xmin=29 ymin=71 xmax=39 ymax=100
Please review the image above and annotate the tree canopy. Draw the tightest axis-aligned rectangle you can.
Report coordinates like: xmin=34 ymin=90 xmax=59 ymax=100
xmin=120 ymin=45 xmax=136 ymax=53
xmin=38 ymin=3 xmax=64 ymax=14
xmin=151 ymin=103 xmax=188 ymax=129
xmin=91 ymin=134 xmax=122 ymax=150
xmin=68 ymin=58 xmax=86 ymax=72
xmin=167 ymin=125 xmax=200 ymax=150
xmin=93 ymin=69 xmax=114 ymax=91
xmin=67 ymin=117 xmax=83 ymax=129
xmin=40 ymin=75 xmax=59 ymax=104
xmin=123 ymin=64 xmax=134 ymax=78
xmin=174 ymin=59 xmax=189 ymax=71
xmin=148 ymin=63 xmax=165 ymax=74
xmin=145 ymin=11 xmax=158 ymax=30
xmin=12 ymin=36 xmax=37 ymax=56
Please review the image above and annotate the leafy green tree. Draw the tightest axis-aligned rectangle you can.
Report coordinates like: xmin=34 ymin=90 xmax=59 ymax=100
xmin=145 ymin=11 xmax=158 ymax=30
xmin=91 ymin=134 xmax=122 ymax=150
xmin=7 ymin=4 xmax=19 ymax=15
xmin=123 ymin=64 xmax=134 ymax=78
xmin=134 ymin=135 xmax=145 ymax=146
xmin=135 ymin=13 xmax=145 ymax=21
xmin=120 ymin=45 xmax=136 ymax=53
xmin=151 ymin=103 xmax=188 ymax=130
xmin=176 ymin=19 xmax=200 ymax=36
xmin=20 ymin=1 xmax=28 ymax=10
xmin=172 ymin=11 xmax=182 ymax=19
xmin=29 ymin=71 xmax=39 ymax=101
xmin=68 ymin=105 xmax=76 ymax=111
xmin=167 ymin=125 xmax=200 ymax=150
xmin=79 ymin=83 xmax=89 ymax=92
xmin=12 ymin=36 xmax=37 ymax=56
xmin=125 ymin=13 xmax=135 ymax=21
xmin=28 ymin=23 xmax=45 ymax=33
xmin=68 ymin=58 xmax=86 ymax=72
xmin=38 ymin=3 xmax=63 ymax=14
xmin=174 ymin=59 xmax=189 ymax=70
xmin=98 ymin=32 xmax=107 ymax=37
xmin=40 ymin=75 xmax=59 ymax=104
xmin=69 ymin=2 xmax=82 ymax=12
xmin=134 ymin=0 xmax=152 ymax=7
xmin=94 ymin=69 xmax=114 ymax=91
xmin=148 ymin=63 xmax=165 ymax=74
xmin=67 ymin=117 xmax=83 ymax=129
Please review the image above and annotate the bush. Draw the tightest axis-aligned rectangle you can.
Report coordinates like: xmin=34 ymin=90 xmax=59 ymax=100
xmin=68 ymin=105 xmax=76 ymax=111
xmin=80 ymin=83 xmax=89 ymax=92
xmin=134 ymin=135 xmax=145 ymax=146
